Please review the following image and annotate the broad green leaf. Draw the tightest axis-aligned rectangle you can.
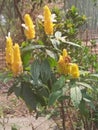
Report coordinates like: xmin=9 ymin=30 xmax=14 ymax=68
xmin=37 ymin=86 xmax=49 ymax=98
xmin=79 ymin=100 xmax=89 ymax=117
xmin=8 ymin=80 xmax=21 ymax=97
xmin=48 ymin=57 xmax=57 ymax=67
xmin=48 ymin=90 xmax=62 ymax=106
xmin=71 ymin=86 xmax=82 ymax=107
xmin=52 ymin=76 xmax=65 ymax=92
xmin=20 ymin=83 xmax=37 ymax=110
xmin=40 ymin=59 xmax=51 ymax=83
xmin=90 ymin=74 xmax=98 ymax=78
xmin=22 ymin=45 xmax=45 ymax=53
xmin=35 ymin=91 xmax=47 ymax=106
xmin=30 ymin=59 xmax=40 ymax=84
xmin=22 ymin=51 xmax=32 ymax=66
xmin=14 ymin=83 xmax=22 ymax=97
xmin=76 ymin=82 xmax=92 ymax=90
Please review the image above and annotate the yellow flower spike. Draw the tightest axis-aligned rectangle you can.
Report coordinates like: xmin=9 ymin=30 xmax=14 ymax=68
xmin=12 ymin=43 xmax=23 ymax=76
xmin=24 ymin=14 xmax=34 ymax=28
xmin=63 ymin=49 xmax=68 ymax=58
xmin=5 ymin=34 xmax=14 ymax=68
xmin=44 ymin=6 xmax=51 ymax=19
xmin=44 ymin=5 xmax=54 ymax=35
xmin=23 ymin=14 xmax=35 ymax=39
xmin=70 ymin=63 xmax=80 ymax=78
xmin=24 ymin=26 xmax=35 ymax=39
xmin=58 ymin=55 xmax=66 ymax=74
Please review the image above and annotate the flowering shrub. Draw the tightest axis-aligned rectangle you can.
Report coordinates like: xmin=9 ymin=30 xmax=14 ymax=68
xmin=3 ymin=5 xmax=98 ymax=130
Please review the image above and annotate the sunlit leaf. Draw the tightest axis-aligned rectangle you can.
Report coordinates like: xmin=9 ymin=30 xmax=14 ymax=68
xmin=64 ymin=41 xmax=81 ymax=47
xmin=22 ymin=51 xmax=32 ymax=66
xmin=71 ymin=86 xmax=82 ymax=107
xmin=76 ymin=82 xmax=93 ymax=89
xmin=46 ymin=49 xmax=56 ymax=59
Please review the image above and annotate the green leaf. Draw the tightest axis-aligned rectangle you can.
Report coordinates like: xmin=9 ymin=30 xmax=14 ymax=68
xmin=14 ymin=82 xmax=22 ymax=97
xmin=71 ymin=5 xmax=77 ymax=13
xmin=35 ymin=91 xmax=47 ymax=106
xmin=76 ymin=82 xmax=93 ymax=90
xmin=52 ymin=76 xmax=65 ymax=92
xmin=70 ymin=86 xmax=82 ymax=107
xmin=48 ymin=90 xmax=62 ymax=106
xmin=48 ymin=57 xmax=57 ymax=67
xmin=20 ymin=83 xmax=37 ymax=110
xmin=30 ymin=59 xmax=40 ymax=84
xmin=90 ymin=74 xmax=98 ymax=78
xmin=22 ymin=51 xmax=32 ymax=66
xmin=64 ymin=41 xmax=81 ymax=48
xmin=50 ymin=39 xmax=60 ymax=50
xmin=37 ymin=40 xmax=44 ymax=45
xmin=22 ymin=45 xmax=45 ymax=53
xmin=40 ymin=59 xmax=51 ymax=83
xmin=46 ymin=49 xmax=56 ymax=59
xmin=79 ymin=100 xmax=89 ymax=117
xmin=8 ymin=80 xmax=21 ymax=97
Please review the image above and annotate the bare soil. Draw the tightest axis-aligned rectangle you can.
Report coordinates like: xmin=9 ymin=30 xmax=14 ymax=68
xmin=0 ymin=83 xmax=30 ymax=118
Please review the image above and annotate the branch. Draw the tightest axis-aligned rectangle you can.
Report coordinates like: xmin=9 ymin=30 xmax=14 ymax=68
xmin=0 ymin=0 xmax=6 ymax=14
xmin=14 ymin=0 xmax=25 ymax=40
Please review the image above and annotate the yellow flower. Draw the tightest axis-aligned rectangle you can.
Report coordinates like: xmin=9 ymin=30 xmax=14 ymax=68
xmin=58 ymin=49 xmax=71 ymax=75
xmin=58 ymin=55 xmax=66 ymax=74
xmin=44 ymin=5 xmax=54 ymax=35
xmin=22 ymin=14 xmax=35 ymax=39
xmin=24 ymin=26 xmax=35 ymax=39
xmin=57 ymin=49 xmax=80 ymax=78
xmin=70 ymin=63 xmax=80 ymax=78
xmin=24 ymin=14 xmax=34 ymax=27
xmin=5 ymin=34 xmax=14 ymax=68
xmin=12 ymin=43 xmax=23 ymax=76
xmin=62 ymin=49 xmax=68 ymax=59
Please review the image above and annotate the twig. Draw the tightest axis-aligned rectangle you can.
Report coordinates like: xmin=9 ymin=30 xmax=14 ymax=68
xmin=14 ymin=0 xmax=26 ymax=41
xmin=0 ymin=0 xmax=6 ymax=14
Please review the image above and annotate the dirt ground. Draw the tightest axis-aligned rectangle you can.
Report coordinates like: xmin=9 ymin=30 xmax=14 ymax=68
xmin=0 ymin=82 xmax=30 ymax=118
xmin=0 ymin=83 xmax=59 ymax=130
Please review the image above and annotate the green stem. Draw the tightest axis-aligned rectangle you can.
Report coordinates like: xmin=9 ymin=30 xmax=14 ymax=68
xmin=60 ymin=101 xmax=66 ymax=130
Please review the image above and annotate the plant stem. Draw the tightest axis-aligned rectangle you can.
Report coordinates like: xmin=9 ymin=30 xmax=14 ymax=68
xmin=60 ymin=101 xmax=66 ymax=130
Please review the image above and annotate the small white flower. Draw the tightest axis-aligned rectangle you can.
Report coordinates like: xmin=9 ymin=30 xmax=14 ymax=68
xmin=37 ymin=15 xmax=44 ymax=20
xmin=51 ymin=14 xmax=57 ymax=22
xmin=21 ymin=24 xmax=28 ymax=30
xmin=38 ymin=13 xmax=57 ymax=22
xmin=6 ymin=32 xmax=10 ymax=39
